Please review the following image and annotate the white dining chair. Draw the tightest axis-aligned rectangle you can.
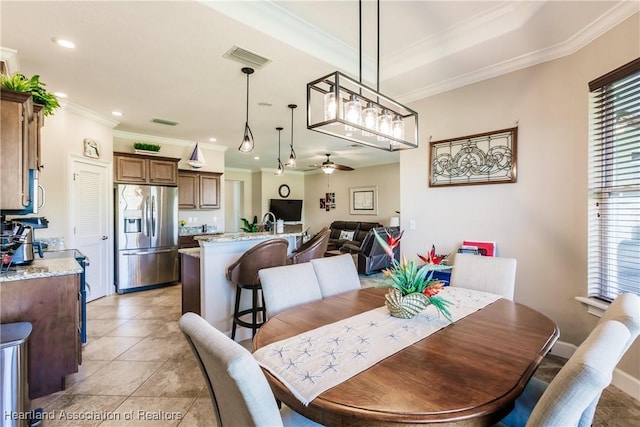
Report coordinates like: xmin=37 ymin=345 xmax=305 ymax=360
xmin=499 ymin=319 xmax=631 ymax=427
xmin=579 ymin=292 xmax=640 ymax=426
xmin=310 ymin=253 xmax=361 ymax=298
xmin=259 ymin=262 xmax=323 ymax=318
xmin=179 ymin=312 xmax=320 ymax=427
xmin=450 ymin=253 xmax=517 ymax=300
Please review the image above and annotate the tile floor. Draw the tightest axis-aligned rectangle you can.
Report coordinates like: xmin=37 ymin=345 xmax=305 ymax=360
xmin=30 ymin=281 xmax=639 ymax=426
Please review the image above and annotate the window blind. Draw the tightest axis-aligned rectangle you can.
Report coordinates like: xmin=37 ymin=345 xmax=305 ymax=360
xmin=588 ymin=58 xmax=640 ymax=301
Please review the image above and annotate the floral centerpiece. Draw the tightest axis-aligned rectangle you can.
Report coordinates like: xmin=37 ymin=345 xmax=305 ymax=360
xmin=374 ymin=229 xmax=452 ymax=321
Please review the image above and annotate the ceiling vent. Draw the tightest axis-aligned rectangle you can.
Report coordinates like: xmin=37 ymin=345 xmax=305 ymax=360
xmin=224 ymin=46 xmax=271 ymax=68
xmin=152 ymin=118 xmax=179 ymax=126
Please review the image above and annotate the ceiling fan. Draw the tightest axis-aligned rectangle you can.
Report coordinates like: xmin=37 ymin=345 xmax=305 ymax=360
xmin=308 ymin=153 xmax=354 ymax=174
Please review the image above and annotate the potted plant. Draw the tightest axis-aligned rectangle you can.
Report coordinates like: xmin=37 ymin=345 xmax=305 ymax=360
xmin=133 ymin=142 xmax=161 ymax=153
xmin=0 ymin=73 xmax=61 ymax=116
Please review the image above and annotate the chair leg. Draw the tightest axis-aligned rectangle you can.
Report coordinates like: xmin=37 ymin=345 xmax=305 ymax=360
xmin=231 ymin=285 xmax=241 ymax=340
xmin=251 ymin=285 xmax=259 ymax=337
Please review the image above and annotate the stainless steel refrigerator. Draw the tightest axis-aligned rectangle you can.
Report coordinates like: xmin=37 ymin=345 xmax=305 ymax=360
xmin=114 ymin=184 xmax=179 ymax=293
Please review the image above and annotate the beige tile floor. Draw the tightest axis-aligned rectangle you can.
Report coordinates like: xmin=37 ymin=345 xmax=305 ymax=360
xmin=31 ymin=281 xmax=639 ymax=426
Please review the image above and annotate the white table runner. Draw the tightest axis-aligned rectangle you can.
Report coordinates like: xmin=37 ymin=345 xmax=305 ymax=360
xmin=253 ymin=287 xmax=500 ymax=405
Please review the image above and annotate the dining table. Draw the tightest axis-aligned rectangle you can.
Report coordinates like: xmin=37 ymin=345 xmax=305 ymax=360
xmin=253 ymin=286 xmax=559 ymax=426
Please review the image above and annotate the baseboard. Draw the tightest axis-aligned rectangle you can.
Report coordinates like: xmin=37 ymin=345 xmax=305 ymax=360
xmin=551 ymin=340 xmax=640 ymax=401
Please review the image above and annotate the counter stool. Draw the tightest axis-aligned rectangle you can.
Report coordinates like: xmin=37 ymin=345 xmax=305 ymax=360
xmin=226 ymin=238 xmax=289 ymax=340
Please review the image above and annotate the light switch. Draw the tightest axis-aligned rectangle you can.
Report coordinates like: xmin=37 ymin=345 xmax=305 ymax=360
xmin=409 ymin=220 xmax=416 ymax=230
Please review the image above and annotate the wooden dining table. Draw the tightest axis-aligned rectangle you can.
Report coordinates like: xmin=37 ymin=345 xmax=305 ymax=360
xmin=253 ymin=287 xmax=559 ymax=426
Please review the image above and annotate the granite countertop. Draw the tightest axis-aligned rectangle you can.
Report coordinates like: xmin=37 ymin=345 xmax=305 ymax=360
xmin=178 ymin=247 xmax=200 ymax=258
xmin=1 ymin=258 xmax=83 ymax=282
xmin=195 ymin=231 xmax=303 ymax=244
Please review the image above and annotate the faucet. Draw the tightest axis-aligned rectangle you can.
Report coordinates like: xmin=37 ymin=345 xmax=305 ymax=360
xmin=262 ymin=212 xmax=276 ymax=234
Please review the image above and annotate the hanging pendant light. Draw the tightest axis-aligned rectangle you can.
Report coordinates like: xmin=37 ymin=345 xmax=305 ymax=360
xmin=286 ymin=104 xmax=297 ymax=167
xmin=238 ymin=67 xmax=255 ymax=153
xmin=275 ymin=127 xmax=284 ymax=176
xmin=306 ymin=0 xmax=418 ymax=151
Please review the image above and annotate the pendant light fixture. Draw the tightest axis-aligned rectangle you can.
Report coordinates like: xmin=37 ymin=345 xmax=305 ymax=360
xmin=275 ymin=127 xmax=284 ymax=176
xmin=238 ymin=67 xmax=255 ymax=153
xmin=306 ymin=0 xmax=418 ymax=151
xmin=286 ymin=104 xmax=297 ymax=167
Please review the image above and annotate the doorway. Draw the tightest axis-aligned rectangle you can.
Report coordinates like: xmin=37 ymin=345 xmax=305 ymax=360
xmin=70 ymin=157 xmax=111 ymax=301
xmin=224 ymin=180 xmax=243 ymax=232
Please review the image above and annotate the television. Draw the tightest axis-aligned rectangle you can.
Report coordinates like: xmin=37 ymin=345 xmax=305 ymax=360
xmin=269 ymin=199 xmax=303 ymax=222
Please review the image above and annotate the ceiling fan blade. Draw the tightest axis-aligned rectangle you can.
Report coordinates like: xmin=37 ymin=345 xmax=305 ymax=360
xmin=334 ymin=164 xmax=354 ymax=171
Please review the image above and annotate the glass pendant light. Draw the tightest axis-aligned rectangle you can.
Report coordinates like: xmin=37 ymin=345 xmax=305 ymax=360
xmin=377 ymin=108 xmax=392 ymax=140
xmin=286 ymin=104 xmax=297 ymax=167
xmin=275 ymin=127 xmax=284 ymax=176
xmin=392 ymin=114 xmax=404 ymax=140
xmin=362 ymin=101 xmax=377 ymax=136
xmin=344 ymin=94 xmax=362 ymax=132
xmin=238 ymin=67 xmax=255 ymax=153
xmin=324 ymin=84 xmax=341 ymax=122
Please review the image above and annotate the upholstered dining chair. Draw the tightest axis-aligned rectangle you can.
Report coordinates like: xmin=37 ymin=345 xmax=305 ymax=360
xmin=259 ymin=262 xmax=323 ymax=318
xmin=579 ymin=292 xmax=640 ymax=426
xmin=179 ymin=313 xmax=320 ymax=427
xmin=226 ymin=238 xmax=289 ymax=339
xmin=450 ymin=253 xmax=517 ymax=300
xmin=499 ymin=319 xmax=630 ymax=427
xmin=310 ymin=253 xmax=361 ymax=298
xmin=287 ymin=227 xmax=330 ymax=264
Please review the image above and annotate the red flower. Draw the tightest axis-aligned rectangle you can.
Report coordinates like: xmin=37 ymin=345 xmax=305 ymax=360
xmin=422 ymin=281 xmax=444 ymax=297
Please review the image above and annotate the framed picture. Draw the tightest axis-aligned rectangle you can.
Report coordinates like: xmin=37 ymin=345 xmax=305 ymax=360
xmin=349 ymin=186 xmax=378 ymax=215
xmin=83 ymin=138 xmax=101 ymax=159
xmin=429 ymin=127 xmax=517 ymax=187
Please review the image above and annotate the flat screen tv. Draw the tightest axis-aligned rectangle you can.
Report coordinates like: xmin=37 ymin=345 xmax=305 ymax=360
xmin=269 ymin=199 xmax=303 ymax=222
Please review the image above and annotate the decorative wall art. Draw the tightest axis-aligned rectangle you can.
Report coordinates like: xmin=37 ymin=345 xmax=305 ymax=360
xmin=349 ymin=186 xmax=378 ymax=215
xmin=326 ymin=193 xmax=335 ymax=211
xmin=83 ymin=138 xmax=101 ymax=159
xmin=429 ymin=127 xmax=517 ymax=187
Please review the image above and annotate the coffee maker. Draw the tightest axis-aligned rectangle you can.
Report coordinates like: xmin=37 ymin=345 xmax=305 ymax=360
xmin=1 ymin=217 xmax=47 ymax=266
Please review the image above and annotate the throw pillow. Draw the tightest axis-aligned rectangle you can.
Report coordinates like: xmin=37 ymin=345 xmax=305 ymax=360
xmin=339 ymin=230 xmax=355 ymax=240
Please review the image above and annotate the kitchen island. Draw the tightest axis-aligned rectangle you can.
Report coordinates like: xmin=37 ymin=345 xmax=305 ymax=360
xmin=0 ymin=257 xmax=83 ymax=398
xmin=193 ymin=232 xmax=302 ymax=341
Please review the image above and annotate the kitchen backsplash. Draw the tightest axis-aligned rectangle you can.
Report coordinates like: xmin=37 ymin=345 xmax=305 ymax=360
xmin=179 ymin=225 xmax=218 ymax=236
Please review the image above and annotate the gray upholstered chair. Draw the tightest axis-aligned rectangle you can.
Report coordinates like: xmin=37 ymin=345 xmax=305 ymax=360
xmin=179 ymin=313 xmax=320 ymax=427
xmin=310 ymin=253 xmax=361 ymax=298
xmin=499 ymin=301 xmax=638 ymax=427
xmin=450 ymin=253 xmax=517 ymax=300
xmin=259 ymin=263 xmax=323 ymax=318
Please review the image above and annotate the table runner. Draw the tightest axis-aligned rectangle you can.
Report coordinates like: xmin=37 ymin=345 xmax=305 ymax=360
xmin=253 ymin=287 xmax=500 ymax=405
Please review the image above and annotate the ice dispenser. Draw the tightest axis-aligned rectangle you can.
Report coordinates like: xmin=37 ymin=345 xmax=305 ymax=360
xmin=123 ymin=210 xmax=142 ymax=233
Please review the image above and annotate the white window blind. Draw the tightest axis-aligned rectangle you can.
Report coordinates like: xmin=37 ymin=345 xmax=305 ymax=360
xmin=588 ymin=58 xmax=640 ymax=301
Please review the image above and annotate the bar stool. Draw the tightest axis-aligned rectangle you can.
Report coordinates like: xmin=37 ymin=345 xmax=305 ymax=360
xmin=226 ymin=238 xmax=289 ymax=340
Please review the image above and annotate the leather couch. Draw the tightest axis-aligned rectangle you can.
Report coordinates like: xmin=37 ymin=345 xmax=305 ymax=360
xmin=340 ymin=227 xmax=401 ymax=275
xmin=328 ymin=221 xmax=382 ymax=250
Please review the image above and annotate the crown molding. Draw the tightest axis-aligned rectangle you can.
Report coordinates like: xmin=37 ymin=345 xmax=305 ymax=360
xmin=63 ymin=102 xmax=120 ymax=128
xmin=113 ymin=130 xmax=227 ymax=151
xmin=0 ymin=47 xmax=20 ymax=75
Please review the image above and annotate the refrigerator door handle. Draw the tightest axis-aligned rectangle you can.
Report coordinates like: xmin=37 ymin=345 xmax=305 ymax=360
xmin=151 ymin=195 xmax=156 ymax=237
xmin=122 ymin=249 xmax=174 ymax=255
xmin=142 ymin=196 xmax=149 ymax=236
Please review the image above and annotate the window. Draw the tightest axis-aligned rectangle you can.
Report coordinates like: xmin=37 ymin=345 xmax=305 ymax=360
xmin=588 ymin=58 xmax=640 ymax=301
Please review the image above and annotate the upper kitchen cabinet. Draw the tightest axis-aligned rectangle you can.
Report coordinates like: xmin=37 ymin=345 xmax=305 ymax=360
xmin=114 ymin=152 xmax=179 ymax=186
xmin=1 ymin=90 xmax=42 ymax=212
xmin=178 ymin=170 xmax=222 ymax=209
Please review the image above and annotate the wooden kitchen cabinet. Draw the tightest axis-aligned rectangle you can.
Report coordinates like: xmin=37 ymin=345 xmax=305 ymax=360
xmin=1 ymin=90 xmax=41 ymax=211
xmin=0 ymin=273 xmax=80 ymax=398
xmin=114 ymin=152 xmax=179 ymax=185
xmin=178 ymin=170 xmax=222 ymax=209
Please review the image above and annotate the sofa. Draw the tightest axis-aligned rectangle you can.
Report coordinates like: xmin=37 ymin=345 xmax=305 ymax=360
xmin=328 ymin=221 xmax=382 ymax=250
xmin=340 ymin=227 xmax=401 ymax=275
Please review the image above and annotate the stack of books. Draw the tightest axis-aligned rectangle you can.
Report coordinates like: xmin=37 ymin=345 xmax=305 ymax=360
xmin=459 ymin=241 xmax=496 ymax=257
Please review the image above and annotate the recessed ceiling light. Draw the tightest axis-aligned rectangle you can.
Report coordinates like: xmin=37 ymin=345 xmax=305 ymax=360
xmin=54 ymin=92 xmax=67 ymax=98
xmin=112 ymin=111 xmax=123 ymax=117
xmin=254 ymin=156 xmax=260 ymax=160
xmin=209 ymin=138 xmax=217 ymax=142
xmin=52 ymin=38 xmax=76 ymax=49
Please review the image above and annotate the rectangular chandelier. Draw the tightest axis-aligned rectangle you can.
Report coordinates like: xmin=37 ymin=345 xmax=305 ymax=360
xmin=306 ymin=71 xmax=419 ymax=151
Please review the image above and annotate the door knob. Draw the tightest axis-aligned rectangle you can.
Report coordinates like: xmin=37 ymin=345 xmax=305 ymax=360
xmin=101 ymin=235 xmax=108 ymax=240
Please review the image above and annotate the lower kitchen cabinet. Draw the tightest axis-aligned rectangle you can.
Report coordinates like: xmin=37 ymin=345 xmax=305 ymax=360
xmin=181 ymin=252 xmax=201 ymax=315
xmin=0 ymin=273 xmax=80 ymax=398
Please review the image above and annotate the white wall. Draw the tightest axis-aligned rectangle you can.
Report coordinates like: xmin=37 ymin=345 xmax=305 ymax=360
xmin=400 ymin=14 xmax=639 ymax=381
xmin=31 ymin=103 xmax=116 ymax=243
xmin=304 ymin=162 xmax=400 ymax=234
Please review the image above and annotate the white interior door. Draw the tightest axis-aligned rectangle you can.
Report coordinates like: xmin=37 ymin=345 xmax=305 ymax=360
xmin=71 ymin=158 xmax=111 ymax=301
xmin=224 ymin=180 xmax=243 ymax=232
